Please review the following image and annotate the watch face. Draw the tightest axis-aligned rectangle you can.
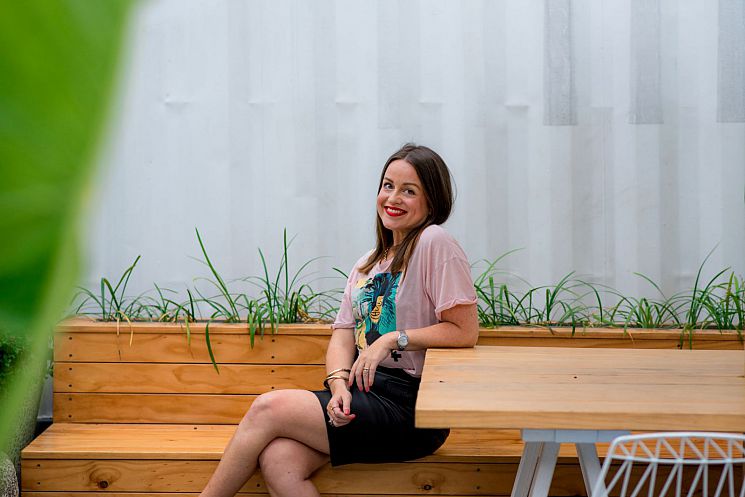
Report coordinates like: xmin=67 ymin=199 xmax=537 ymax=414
xmin=397 ymin=332 xmax=408 ymax=350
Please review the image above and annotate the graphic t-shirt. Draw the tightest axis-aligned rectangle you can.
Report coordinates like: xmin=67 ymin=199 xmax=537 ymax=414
xmin=333 ymin=225 xmax=477 ymax=377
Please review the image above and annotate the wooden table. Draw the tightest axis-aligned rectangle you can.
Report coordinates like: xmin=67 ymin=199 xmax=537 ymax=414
xmin=415 ymin=346 xmax=745 ymax=497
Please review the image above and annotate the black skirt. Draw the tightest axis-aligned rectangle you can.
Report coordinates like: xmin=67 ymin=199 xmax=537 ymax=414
xmin=312 ymin=366 xmax=450 ymax=466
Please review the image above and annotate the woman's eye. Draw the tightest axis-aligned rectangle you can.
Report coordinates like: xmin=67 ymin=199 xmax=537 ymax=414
xmin=405 ymin=189 xmax=415 ymax=195
xmin=383 ymin=182 xmax=394 ymax=190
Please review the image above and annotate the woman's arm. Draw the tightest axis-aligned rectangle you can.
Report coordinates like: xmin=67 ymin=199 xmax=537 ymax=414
xmin=325 ymin=327 xmax=356 ymax=377
xmin=350 ymin=303 xmax=478 ymax=391
xmin=325 ymin=327 xmax=357 ymax=426
xmin=381 ymin=302 xmax=479 ymax=351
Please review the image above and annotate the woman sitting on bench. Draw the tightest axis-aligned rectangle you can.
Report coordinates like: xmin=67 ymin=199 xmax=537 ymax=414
xmin=200 ymin=143 xmax=479 ymax=497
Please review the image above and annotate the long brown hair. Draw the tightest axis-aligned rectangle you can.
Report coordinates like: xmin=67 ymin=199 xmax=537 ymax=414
xmin=359 ymin=143 xmax=454 ymax=275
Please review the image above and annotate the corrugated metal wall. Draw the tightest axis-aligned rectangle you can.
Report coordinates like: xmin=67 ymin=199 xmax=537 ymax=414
xmin=86 ymin=0 xmax=745 ymax=304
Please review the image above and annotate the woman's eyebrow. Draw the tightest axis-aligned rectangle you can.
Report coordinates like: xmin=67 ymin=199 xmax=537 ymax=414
xmin=383 ymin=177 xmax=420 ymax=188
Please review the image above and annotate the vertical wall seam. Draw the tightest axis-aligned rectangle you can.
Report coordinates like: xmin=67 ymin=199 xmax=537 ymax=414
xmin=630 ymin=0 xmax=663 ymax=124
xmin=717 ymin=0 xmax=745 ymax=122
xmin=544 ymin=0 xmax=576 ymax=125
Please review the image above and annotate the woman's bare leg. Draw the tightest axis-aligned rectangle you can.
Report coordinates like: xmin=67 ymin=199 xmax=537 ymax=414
xmin=199 ymin=389 xmax=329 ymax=497
xmin=259 ymin=438 xmax=328 ymax=497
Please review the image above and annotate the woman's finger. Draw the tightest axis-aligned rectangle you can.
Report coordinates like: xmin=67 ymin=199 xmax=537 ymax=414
xmin=341 ymin=392 xmax=351 ymax=416
xmin=326 ymin=400 xmax=338 ymax=423
xmin=362 ymin=364 xmax=372 ymax=391
xmin=353 ymin=357 xmax=365 ymax=391
xmin=348 ymin=357 xmax=360 ymax=389
xmin=366 ymin=362 xmax=378 ymax=389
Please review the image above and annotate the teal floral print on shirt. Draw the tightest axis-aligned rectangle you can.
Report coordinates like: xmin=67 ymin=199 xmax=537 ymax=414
xmin=351 ymin=272 xmax=401 ymax=351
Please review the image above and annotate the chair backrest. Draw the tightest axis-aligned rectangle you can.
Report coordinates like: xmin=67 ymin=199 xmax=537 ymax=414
xmin=593 ymin=432 xmax=745 ymax=497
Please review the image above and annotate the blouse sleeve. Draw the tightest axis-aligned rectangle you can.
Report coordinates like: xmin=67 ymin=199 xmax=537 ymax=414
xmin=421 ymin=227 xmax=478 ymax=321
xmin=332 ymin=258 xmax=364 ymax=330
xmin=332 ymin=274 xmax=355 ymax=330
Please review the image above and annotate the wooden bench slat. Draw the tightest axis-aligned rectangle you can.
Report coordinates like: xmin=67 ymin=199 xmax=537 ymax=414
xmin=58 ymin=319 xmax=334 ymax=335
xmin=24 ymin=424 xmax=584 ymax=462
xmin=22 ymin=494 xmax=486 ymax=497
xmin=21 ymin=458 xmax=573 ymax=495
xmin=54 ymin=363 xmax=325 ymax=394
xmin=55 ymin=333 xmax=328 ymax=364
xmin=58 ymin=318 xmax=745 ymax=343
xmin=54 ymin=393 xmax=256 ymax=424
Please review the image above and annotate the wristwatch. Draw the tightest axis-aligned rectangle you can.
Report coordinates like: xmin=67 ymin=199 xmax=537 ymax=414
xmin=396 ymin=329 xmax=409 ymax=351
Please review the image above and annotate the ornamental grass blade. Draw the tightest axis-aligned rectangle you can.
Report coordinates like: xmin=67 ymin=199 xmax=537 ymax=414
xmin=195 ymin=228 xmax=239 ymax=319
xmin=205 ymin=321 xmax=220 ymax=374
xmin=183 ymin=316 xmax=192 ymax=353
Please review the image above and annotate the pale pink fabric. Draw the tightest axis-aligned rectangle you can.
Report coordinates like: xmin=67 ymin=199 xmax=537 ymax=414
xmin=333 ymin=225 xmax=477 ymax=377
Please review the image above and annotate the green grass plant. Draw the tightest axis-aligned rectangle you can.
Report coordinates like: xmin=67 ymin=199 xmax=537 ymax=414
xmin=194 ymin=228 xmax=241 ymax=322
xmin=251 ymin=229 xmax=328 ymax=327
xmin=601 ymin=273 xmax=688 ymax=330
xmin=72 ymin=255 xmax=146 ymax=324
xmin=471 ymin=249 xmax=742 ymax=340
xmin=70 ymin=237 xmax=744 ymax=362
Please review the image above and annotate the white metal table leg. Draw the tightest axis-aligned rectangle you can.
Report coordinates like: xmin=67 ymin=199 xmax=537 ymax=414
xmin=576 ymin=442 xmax=602 ymax=497
xmin=527 ymin=442 xmax=560 ymax=497
xmin=511 ymin=441 xmax=543 ymax=497
xmin=513 ymin=429 xmax=627 ymax=497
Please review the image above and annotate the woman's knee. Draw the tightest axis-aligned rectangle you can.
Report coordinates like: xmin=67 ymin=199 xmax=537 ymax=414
xmin=241 ymin=391 xmax=292 ymax=427
xmin=247 ymin=391 xmax=282 ymax=420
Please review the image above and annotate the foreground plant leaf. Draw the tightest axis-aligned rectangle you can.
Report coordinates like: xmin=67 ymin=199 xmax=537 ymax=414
xmin=0 ymin=0 xmax=135 ymax=453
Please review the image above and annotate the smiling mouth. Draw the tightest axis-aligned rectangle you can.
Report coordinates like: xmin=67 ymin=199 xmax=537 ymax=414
xmin=384 ymin=206 xmax=406 ymax=217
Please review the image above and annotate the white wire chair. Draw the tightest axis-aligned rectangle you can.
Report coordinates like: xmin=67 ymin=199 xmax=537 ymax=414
xmin=592 ymin=433 xmax=745 ymax=497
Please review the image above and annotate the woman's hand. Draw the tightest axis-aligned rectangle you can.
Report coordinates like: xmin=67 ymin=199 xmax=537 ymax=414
xmin=349 ymin=333 xmax=396 ymax=392
xmin=326 ymin=380 xmax=355 ymax=427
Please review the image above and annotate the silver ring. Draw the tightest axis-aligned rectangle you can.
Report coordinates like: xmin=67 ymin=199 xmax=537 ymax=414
xmin=363 ymin=368 xmax=370 ymax=372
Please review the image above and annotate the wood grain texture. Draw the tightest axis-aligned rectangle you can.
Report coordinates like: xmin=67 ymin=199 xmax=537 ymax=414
xmin=21 ymin=458 xmax=528 ymax=494
xmin=54 ymin=333 xmax=328 ymax=364
xmin=475 ymin=336 xmax=744 ymax=349
xmin=53 ymin=393 xmax=256 ymax=424
xmin=58 ymin=318 xmax=744 ymax=339
xmin=57 ymin=318 xmax=333 ymax=335
xmin=417 ymin=346 xmax=745 ymax=431
xmin=20 ymin=461 xmax=737 ymax=497
xmin=54 ymin=363 xmax=325 ymax=393
xmin=21 ymin=424 xmax=593 ymax=462
xmin=21 ymin=494 xmax=486 ymax=497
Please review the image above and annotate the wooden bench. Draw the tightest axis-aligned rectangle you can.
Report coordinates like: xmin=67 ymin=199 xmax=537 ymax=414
xmin=21 ymin=320 xmax=742 ymax=496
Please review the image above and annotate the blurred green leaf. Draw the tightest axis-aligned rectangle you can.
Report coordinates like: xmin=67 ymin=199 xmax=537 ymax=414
xmin=0 ymin=0 xmax=135 ymax=453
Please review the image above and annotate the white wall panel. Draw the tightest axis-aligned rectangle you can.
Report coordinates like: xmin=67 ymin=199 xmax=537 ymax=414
xmin=85 ymin=0 xmax=745 ymax=310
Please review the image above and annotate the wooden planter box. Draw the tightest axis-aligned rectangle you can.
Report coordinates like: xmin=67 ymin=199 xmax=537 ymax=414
xmin=20 ymin=319 xmax=742 ymax=496
xmin=53 ymin=318 xmax=743 ymax=425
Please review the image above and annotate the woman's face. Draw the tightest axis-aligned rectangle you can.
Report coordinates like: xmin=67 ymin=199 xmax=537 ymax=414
xmin=376 ymin=159 xmax=429 ymax=244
